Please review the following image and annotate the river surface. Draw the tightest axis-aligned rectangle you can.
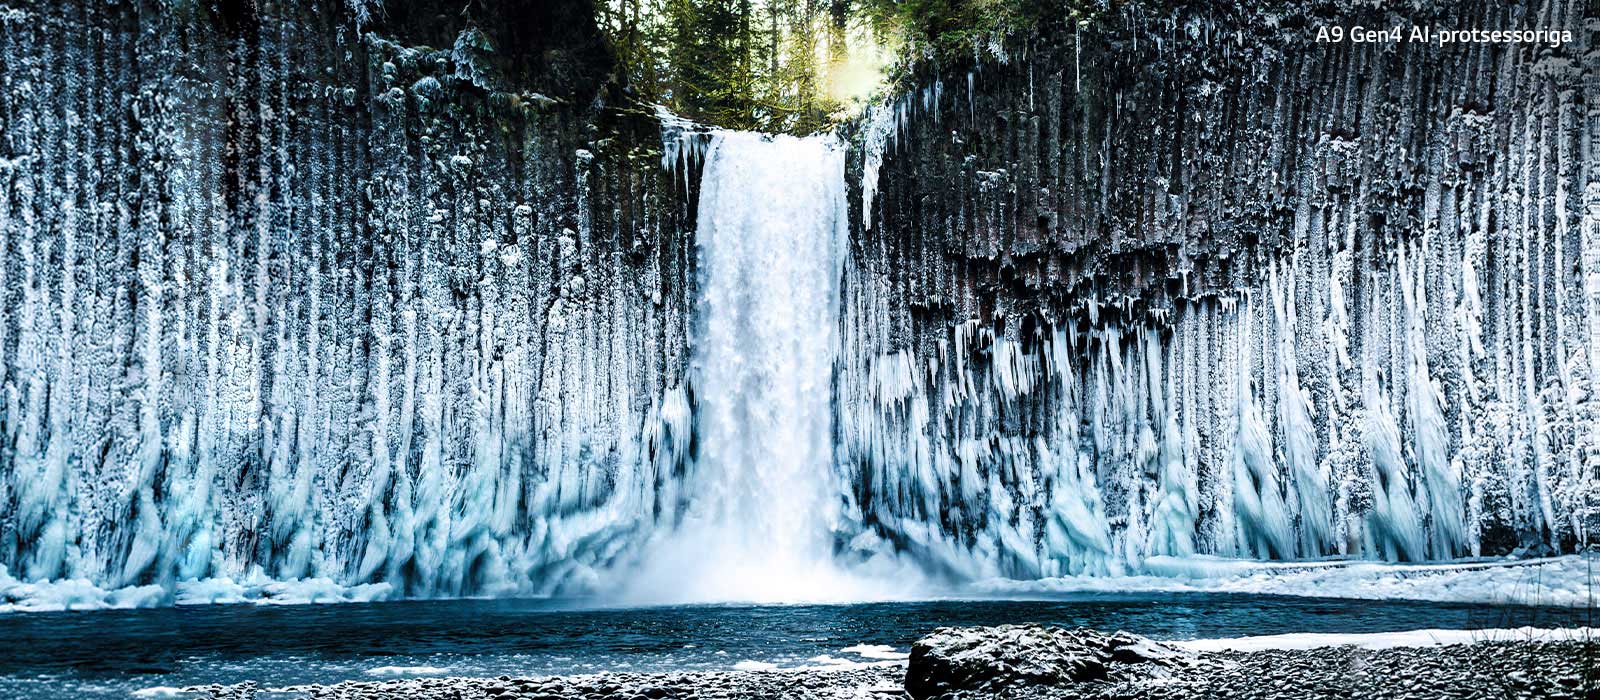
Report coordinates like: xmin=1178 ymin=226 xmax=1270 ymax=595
xmin=0 ymin=592 xmax=1586 ymax=699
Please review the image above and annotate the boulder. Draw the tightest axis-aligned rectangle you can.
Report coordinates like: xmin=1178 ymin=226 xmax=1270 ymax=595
xmin=904 ymin=624 xmax=1189 ymax=699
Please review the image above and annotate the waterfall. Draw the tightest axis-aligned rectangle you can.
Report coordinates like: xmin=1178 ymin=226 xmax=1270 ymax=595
xmin=625 ymin=130 xmax=897 ymax=603
xmin=0 ymin=0 xmax=1589 ymax=613
xmin=693 ymin=130 xmax=845 ymax=567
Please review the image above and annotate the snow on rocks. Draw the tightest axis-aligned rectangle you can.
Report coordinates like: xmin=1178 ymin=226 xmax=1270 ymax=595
xmin=904 ymin=625 xmax=1195 ymax=699
xmin=176 ymin=627 xmax=1597 ymax=699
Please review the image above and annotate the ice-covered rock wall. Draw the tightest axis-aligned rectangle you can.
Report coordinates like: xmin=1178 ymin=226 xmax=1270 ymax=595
xmin=0 ymin=0 xmax=1593 ymax=606
xmin=838 ymin=0 xmax=1597 ymax=577
xmin=0 ymin=0 xmax=700 ymax=600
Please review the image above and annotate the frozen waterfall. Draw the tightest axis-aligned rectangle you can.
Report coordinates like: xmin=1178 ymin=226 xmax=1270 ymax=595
xmin=0 ymin=0 xmax=1591 ymax=612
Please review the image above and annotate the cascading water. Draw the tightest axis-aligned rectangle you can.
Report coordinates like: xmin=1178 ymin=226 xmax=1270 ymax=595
xmin=693 ymin=131 xmax=843 ymax=574
xmin=625 ymin=130 xmax=896 ymax=603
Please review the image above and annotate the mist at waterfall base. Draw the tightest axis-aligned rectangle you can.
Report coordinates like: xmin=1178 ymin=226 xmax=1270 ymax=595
xmin=619 ymin=130 xmax=923 ymax=605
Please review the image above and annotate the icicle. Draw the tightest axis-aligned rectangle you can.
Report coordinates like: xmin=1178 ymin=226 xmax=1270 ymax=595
xmin=1399 ymin=243 xmax=1464 ymax=558
xmin=1271 ymin=261 xmax=1330 ymax=555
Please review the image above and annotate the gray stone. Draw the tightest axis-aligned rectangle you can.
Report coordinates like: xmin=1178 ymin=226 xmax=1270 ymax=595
xmin=905 ymin=624 xmax=1189 ymax=699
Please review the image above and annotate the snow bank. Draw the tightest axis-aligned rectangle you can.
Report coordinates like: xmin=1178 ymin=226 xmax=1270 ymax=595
xmin=0 ymin=565 xmax=166 ymax=613
xmin=0 ymin=565 xmax=394 ymax=613
xmin=176 ymin=575 xmax=394 ymax=606
xmin=974 ymin=554 xmax=1599 ymax=607
xmin=1174 ymin=626 xmax=1598 ymax=653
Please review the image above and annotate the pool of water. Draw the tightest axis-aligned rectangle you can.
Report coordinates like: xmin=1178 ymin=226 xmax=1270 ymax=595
xmin=0 ymin=592 xmax=1585 ymax=699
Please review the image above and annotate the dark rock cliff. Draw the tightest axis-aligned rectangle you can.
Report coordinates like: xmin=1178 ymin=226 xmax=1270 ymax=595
xmin=837 ymin=0 xmax=1596 ymax=576
xmin=0 ymin=0 xmax=698 ymax=595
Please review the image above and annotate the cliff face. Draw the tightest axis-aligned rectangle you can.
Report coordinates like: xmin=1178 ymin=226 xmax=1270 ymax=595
xmin=0 ymin=0 xmax=1593 ymax=603
xmin=839 ymin=0 xmax=1597 ymax=577
xmin=0 ymin=0 xmax=699 ymax=597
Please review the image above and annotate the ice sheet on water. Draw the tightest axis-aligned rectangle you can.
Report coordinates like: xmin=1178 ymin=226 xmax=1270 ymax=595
xmin=973 ymin=554 xmax=1598 ymax=608
xmin=1173 ymin=626 xmax=1598 ymax=652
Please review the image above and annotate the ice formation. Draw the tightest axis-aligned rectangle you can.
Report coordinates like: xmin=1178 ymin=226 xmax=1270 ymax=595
xmin=0 ymin=0 xmax=1593 ymax=608
xmin=1171 ymin=625 xmax=1600 ymax=652
xmin=976 ymin=554 xmax=1599 ymax=608
xmin=0 ymin=2 xmax=700 ymax=603
xmin=833 ymin=0 xmax=1596 ymax=584
xmin=832 ymin=242 xmax=1597 ymax=581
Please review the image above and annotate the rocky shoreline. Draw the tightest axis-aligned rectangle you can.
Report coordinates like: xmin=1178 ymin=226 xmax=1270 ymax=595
xmin=191 ymin=665 xmax=908 ymax=700
xmin=184 ymin=626 xmax=1597 ymax=700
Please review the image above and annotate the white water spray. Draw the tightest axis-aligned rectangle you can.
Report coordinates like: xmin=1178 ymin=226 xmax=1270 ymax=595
xmin=625 ymin=130 xmax=899 ymax=603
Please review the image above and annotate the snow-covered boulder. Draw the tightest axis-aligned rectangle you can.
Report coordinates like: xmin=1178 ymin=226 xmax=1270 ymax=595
xmin=905 ymin=624 xmax=1190 ymax=699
